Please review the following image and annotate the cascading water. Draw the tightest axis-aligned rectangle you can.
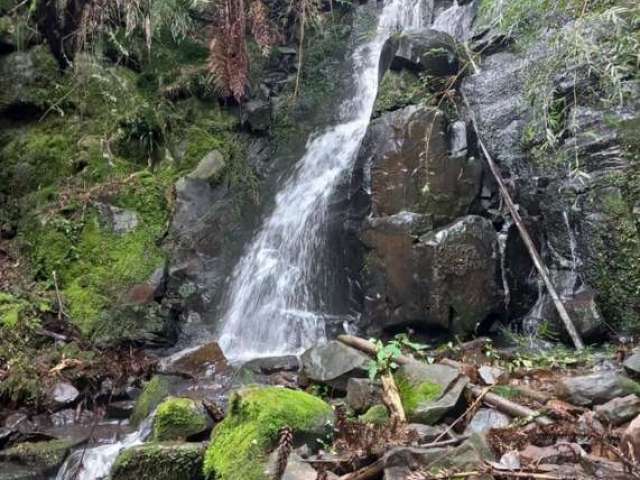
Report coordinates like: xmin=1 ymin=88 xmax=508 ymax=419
xmin=56 ymin=416 xmax=153 ymax=480
xmin=217 ymin=0 xmax=427 ymax=361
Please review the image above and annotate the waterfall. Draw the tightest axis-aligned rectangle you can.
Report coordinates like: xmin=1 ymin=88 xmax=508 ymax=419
xmin=217 ymin=0 xmax=427 ymax=361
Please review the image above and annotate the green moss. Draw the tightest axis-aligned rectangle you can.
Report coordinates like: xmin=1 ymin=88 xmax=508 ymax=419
xmin=359 ymin=404 xmax=389 ymax=425
xmin=131 ymin=376 xmax=171 ymax=427
xmin=153 ymin=397 xmax=209 ymax=441
xmin=373 ymin=70 xmax=426 ymax=117
xmin=492 ymin=385 xmax=522 ymax=400
xmin=203 ymin=387 xmax=333 ymax=480
xmin=0 ymin=439 xmax=73 ymax=471
xmin=112 ymin=442 xmax=205 ymax=480
xmin=395 ymin=374 xmax=442 ymax=417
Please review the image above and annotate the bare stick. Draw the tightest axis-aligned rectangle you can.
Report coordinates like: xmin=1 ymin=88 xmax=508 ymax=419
xmin=460 ymin=90 xmax=584 ymax=350
xmin=52 ymin=270 xmax=65 ymax=320
xmin=338 ymin=458 xmax=384 ymax=480
xmin=381 ymin=372 xmax=406 ymax=423
xmin=337 ymin=335 xmax=415 ymax=365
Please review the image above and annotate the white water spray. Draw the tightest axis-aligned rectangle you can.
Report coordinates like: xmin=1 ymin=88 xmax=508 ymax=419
xmin=218 ymin=0 xmax=427 ymax=361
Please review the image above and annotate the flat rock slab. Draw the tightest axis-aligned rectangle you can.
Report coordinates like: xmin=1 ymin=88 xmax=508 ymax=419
xmin=160 ymin=342 xmax=229 ymax=378
xmin=465 ymin=408 xmax=511 ymax=434
xmin=623 ymin=353 xmax=640 ymax=376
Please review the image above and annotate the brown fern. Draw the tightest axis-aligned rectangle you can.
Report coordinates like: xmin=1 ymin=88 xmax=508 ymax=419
xmin=273 ymin=425 xmax=294 ymax=480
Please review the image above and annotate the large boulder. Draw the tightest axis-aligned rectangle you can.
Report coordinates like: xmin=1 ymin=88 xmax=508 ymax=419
xmin=594 ymin=395 xmax=640 ymax=426
xmin=355 ymin=105 xmax=482 ymax=222
xmin=0 ymin=439 xmax=77 ymax=478
xmin=360 ymin=215 xmax=501 ymax=335
xmin=389 ymin=30 xmax=460 ymax=77
xmin=203 ymin=387 xmax=333 ymax=480
xmin=301 ymin=341 xmax=371 ymax=390
xmin=111 ymin=442 xmax=206 ymax=480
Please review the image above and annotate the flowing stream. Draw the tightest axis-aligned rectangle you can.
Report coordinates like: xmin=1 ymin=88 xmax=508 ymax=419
xmin=217 ymin=0 xmax=427 ymax=361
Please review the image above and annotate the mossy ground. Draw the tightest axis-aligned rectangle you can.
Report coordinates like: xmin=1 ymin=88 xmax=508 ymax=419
xmin=359 ymin=404 xmax=389 ymax=425
xmin=203 ymin=387 xmax=333 ymax=480
xmin=153 ymin=397 xmax=209 ymax=441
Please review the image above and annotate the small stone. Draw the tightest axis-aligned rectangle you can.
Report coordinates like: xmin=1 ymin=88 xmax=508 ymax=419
xmin=623 ymin=353 xmax=640 ymax=377
xmin=406 ymin=424 xmax=447 ymax=443
xmin=594 ymin=395 xmax=640 ymax=426
xmin=187 ymin=150 xmax=226 ymax=182
xmin=346 ymin=378 xmax=382 ymax=413
xmin=51 ymin=382 xmax=80 ymax=408
xmin=465 ymin=408 xmax=510 ymax=434
xmin=478 ymin=366 xmax=505 ymax=386
xmin=95 ymin=202 xmax=139 ymax=235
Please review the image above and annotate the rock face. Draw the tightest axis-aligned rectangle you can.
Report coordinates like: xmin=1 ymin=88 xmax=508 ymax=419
xmin=594 ymin=395 xmax=640 ymax=426
xmin=349 ymin=101 xmax=499 ymax=337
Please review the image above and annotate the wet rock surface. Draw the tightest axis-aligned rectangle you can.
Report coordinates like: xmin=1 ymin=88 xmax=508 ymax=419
xmin=301 ymin=341 xmax=371 ymax=390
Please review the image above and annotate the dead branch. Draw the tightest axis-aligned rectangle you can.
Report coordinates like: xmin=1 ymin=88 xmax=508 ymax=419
xmin=381 ymin=372 xmax=406 ymax=423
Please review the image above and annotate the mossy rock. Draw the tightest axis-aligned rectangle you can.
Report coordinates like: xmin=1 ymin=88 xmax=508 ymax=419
xmin=111 ymin=442 xmax=206 ymax=480
xmin=373 ymin=69 xmax=423 ymax=117
xmin=359 ymin=404 xmax=389 ymax=425
xmin=0 ymin=45 xmax=60 ymax=115
xmin=0 ymin=439 xmax=76 ymax=474
xmin=131 ymin=375 xmax=172 ymax=427
xmin=153 ymin=397 xmax=212 ymax=441
xmin=203 ymin=387 xmax=333 ymax=480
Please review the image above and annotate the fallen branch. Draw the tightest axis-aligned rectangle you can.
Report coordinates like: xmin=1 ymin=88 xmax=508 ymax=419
xmin=337 ymin=335 xmax=416 ymax=365
xmin=381 ymin=372 xmax=406 ymax=423
xmin=338 ymin=458 xmax=384 ymax=480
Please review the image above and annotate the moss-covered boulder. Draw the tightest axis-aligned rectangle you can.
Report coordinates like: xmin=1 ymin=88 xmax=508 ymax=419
xmin=0 ymin=439 xmax=76 ymax=476
xmin=130 ymin=375 xmax=172 ymax=427
xmin=0 ymin=45 xmax=59 ymax=116
xmin=153 ymin=397 xmax=212 ymax=441
xmin=395 ymin=363 xmax=465 ymax=425
xmin=111 ymin=442 xmax=206 ymax=480
xmin=203 ymin=387 xmax=333 ymax=480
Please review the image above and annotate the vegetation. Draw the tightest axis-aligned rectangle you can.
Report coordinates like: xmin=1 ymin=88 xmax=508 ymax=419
xmin=131 ymin=376 xmax=172 ymax=426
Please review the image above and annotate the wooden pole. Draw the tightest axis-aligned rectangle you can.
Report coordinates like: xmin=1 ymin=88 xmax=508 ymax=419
xmin=460 ymin=91 xmax=585 ymax=351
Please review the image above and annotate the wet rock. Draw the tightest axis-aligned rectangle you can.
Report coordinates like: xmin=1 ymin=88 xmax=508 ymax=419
xmin=622 ymin=413 xmax=640 ymax=462
xmin=594 ymin=395 xmax=640 ymax=426
xmin=241 ymin=99 xmax=271 ymax=132
xmin=556 ymin=371 xmax=628 ymax=406
xmin=95 ymin=202 xmax=139 ymax=235
xmin=124 ymin=264 xmax=168 ymax=305
xmin=187 ymin=150 xmax=226 ymax=182
xmin=465 ymin=408 xmax=511 ymax=434
xmin=390 ymin=30 xmax=460 ymax=77
xmin=111 ymin=442 xmax=206 ymax=480
xmin=623 ymin=353 xmax=640 ymax=377
xmin=159 ymin=342 xmax=229 ymax=378
xmin=152 ymin=397 xmax=213 ymax=441
xmin=130 ymin=375 xmax=181 ymax=427
xmin=346 ymin=378 xmax=383 ymax=413
xmin=107 ymin=401 xmax=137 ymax=420
xmin=50 ymin=382 xmax=80 ymax=408
xmin=414 ymin=216 xmax=501 ymax=335
xmin=301 ymin=341 xmax=370 ymax=390
xmin=356 ymin=105 xmax=481 ymax=221
xmin=243 ymin=355 xmax=301 ymax=374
